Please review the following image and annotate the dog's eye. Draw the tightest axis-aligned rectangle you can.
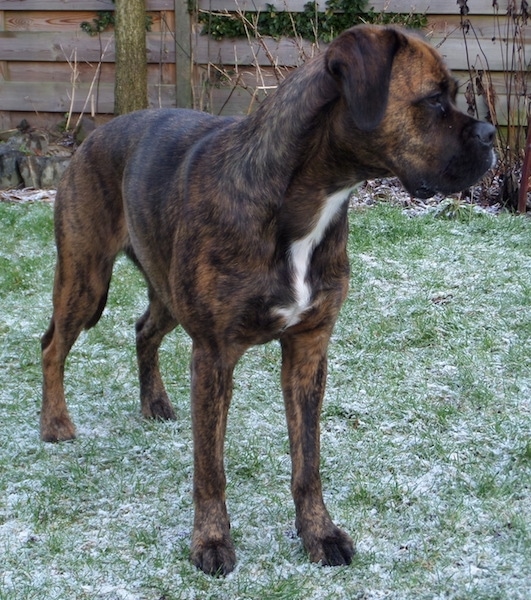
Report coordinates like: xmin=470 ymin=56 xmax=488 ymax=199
xmin=425 ymin=94 xmax=446 ymax=115
xmin=426 ymin=94 xmax=443 ymax=108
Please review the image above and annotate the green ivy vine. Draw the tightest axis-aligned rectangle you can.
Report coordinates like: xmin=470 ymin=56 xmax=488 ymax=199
xmin=80 ymin=11 xmax=116 ymax=36
xmin=80 ymin=2 xmax=153 ymax=37
xmin=198 ymin=0 xmax=427 ymax=43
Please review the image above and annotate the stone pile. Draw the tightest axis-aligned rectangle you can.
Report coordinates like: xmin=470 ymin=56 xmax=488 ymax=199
xmin=0 ymin=121 xmax=75 ymax=190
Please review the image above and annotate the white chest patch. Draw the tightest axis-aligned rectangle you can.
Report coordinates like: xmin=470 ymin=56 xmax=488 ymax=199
xmin=275 ymin=188 xmax=355 ymax=328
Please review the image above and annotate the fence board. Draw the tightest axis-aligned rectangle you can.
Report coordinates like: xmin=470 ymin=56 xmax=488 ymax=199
xmin=3 ymin=10 xmax=170 ymax=32
xmin=0 ymin=81 xmax=176 ymax=112
xmin=0 ymin=1 xmax=173 ymax=10
xmin=4 ymin=10 xmax=108 ymax=31
xmin=191 ymin=29 xmax=528 ymax=72
xmin=197 ymin=0 xmax=496 ymax=15
xmin=433 ymin=36 xmax=526 ymax=71
xmin=427 ymin=15 xmax=531 ymax=43
xmin=192 ymin=34 xmax=321 ymax=67
xmin=201 ymin=81 xmax=521 ymax=125
xmin=373 ymin=0 xmax=493 ymax=14
xmin=194 ymin=64 xmax=522 ymax=98
xmin=0 ymin=31 xmax=175 ymax=63
xmin=6 ymin=61 xmax=174 ymax=84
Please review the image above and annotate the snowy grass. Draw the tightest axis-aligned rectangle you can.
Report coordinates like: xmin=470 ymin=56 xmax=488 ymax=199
xmin=1 ymin=201 xmax=530 ymax=599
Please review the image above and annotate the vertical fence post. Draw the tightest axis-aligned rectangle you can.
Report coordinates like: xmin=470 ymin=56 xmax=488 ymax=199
xmin=174 ymin=0 xmax=192 ymax=108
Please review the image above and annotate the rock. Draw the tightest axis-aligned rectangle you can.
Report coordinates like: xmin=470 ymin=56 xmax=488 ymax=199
xmin=0 ymin=129 xmax=19 ymax=143
xmin=18 ymin=155 xmax=71 ymax=189
xmin=0 ymin=146 xmax=23 ymax=189
xmin=0 ymin=123 xmax=73 ymax=189
xmin=41 ymin=156 xmax=71 ymax=188
xmin=27 ymin=131 xmax=49 ymax=156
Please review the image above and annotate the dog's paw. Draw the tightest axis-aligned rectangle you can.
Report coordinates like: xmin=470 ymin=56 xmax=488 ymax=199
xmin=142 ymin=395 xmax=177 ymax=421
xmin=190 ymin=537 xmax=236 ymax=576
xmin=303 ymin=525 xmax=355 ymax=567
xmin=40 ymin=415 xmax=76 ymax=443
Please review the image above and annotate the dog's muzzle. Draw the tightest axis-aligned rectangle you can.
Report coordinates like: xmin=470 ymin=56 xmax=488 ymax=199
xmin=473 ymin=121 xmax=497 ymax=169
xmin=406 ymin=120 xmax=497 ymax=200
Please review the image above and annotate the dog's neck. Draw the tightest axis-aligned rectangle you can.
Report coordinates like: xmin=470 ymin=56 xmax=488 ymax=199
xmin=220 ymin=56 xmax=358 ymax=243
xmin=232 ymin=56 xmax=345 ymax=193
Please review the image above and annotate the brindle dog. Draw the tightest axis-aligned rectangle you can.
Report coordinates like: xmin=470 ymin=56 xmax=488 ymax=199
xmin=41 ymin=25 xmax=495 ymax=574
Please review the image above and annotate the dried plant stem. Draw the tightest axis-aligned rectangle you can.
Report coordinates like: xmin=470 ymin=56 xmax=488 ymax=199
xmin=74 ymin=37 xmax=113 ymax=132
xmin=62 ymin=47 xmax=79 ymax=132
xmin=62 ymin=37 xmax=112 ymax=133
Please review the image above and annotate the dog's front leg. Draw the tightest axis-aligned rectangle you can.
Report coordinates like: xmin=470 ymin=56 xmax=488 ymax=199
xmin=280 ymin=329 xmax=355 ymax=567
xmin=189 ymin=342 xmax=237 ymax=576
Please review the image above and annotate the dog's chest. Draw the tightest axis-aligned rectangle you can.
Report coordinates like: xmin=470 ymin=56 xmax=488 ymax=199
xmin=274 ymin=189 xmax=353 ymax=328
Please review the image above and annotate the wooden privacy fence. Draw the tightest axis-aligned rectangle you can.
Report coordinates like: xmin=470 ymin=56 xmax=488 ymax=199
xmin=0 ymin=0 xmax=529 ymax=129
xmin=0 ymin=0 xmax=190 ymax=129
xmin=194 ymin=0 xmax=531 ymax=126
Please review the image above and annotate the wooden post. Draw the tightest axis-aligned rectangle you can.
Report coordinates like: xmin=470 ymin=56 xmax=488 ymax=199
xmin=174 ymin=0 xmax=192 ymax=108
xmin=0 ymin=8 xmax=7 ymax=129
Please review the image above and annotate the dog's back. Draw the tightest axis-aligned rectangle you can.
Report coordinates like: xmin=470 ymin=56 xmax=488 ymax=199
xmin=56 ymin=108 xmax=235 ymax=241
xmin=53 ymin=109 xmax=239 ymax=304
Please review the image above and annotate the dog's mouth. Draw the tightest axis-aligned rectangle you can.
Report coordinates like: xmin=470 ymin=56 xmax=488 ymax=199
xmin=409 ymin=182 xmax=437 ymax=200
xmin=401 ymin=147 xmax=496 ymax=200
xmin=400 ymin=175 xmax=441 ymax=199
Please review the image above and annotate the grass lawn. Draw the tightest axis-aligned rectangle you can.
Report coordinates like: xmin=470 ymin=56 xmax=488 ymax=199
xmin=0 ymin=199 xmax=530 ymax=599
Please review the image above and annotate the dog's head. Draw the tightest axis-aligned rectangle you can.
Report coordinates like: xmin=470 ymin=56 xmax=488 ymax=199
xmin=326 ymin=25 xmax=495 ymax=199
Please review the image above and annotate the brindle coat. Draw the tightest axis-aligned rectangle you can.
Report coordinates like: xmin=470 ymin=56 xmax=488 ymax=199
xmin=40 ymin=25 xmax=495 ymax=574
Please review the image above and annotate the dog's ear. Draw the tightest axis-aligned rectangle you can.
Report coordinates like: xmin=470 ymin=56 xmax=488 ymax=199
xmin=326 ymin=26 xmax=404 ymax=131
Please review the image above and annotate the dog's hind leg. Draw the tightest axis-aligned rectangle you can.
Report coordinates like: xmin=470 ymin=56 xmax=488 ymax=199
xmin=135 ymin=288 xmax=178 ymax=421
xmin=280 ymin=328 xmax=355 ymax=567
xmin=41 ymin=251 xmax=115 ymax=442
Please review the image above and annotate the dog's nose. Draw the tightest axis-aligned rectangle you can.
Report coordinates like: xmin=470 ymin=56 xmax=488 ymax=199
xmin=474 ymin=121 xmax=496 ymax=146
